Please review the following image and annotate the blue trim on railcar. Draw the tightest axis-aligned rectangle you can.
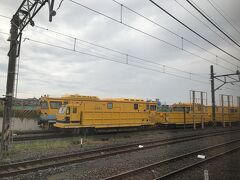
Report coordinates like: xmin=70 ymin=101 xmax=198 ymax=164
xmin=39 ymin=114 xmax=56 ymax=123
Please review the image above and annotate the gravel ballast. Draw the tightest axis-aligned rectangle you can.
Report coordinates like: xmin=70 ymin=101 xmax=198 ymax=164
xmin=4 ymin=127 xmax=240 ymax=180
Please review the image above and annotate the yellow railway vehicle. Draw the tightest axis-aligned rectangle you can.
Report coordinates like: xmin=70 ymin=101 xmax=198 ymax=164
xmin=42 ymin=94 xmax=239 ymax=131
xmin=207 ymin=106 xmax=240 ymax=126
xmin=155 ymin=103 xmax=208 ymax=127
xmin=54 ymin=98 xmax=157 ymax=130
xmin=39 ymin=95 xmax=99 ymax=129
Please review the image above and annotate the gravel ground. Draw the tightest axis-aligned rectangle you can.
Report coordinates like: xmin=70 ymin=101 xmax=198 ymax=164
xmin=1 ymin=126 xmax=237 ymax=165
xmin=167 ymin=149 xmax=240 ymax=180
xmin=4 ymin=127 xmax=240 ymax=180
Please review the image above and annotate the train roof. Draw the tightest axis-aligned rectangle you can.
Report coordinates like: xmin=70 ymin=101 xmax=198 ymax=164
xmin=40 ymin=95 xmax=157 ymax=103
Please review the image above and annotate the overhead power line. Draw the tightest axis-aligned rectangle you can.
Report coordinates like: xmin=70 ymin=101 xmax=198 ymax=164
xmin=0 ymin=27 xmax=220 ymax=81
xmin=0 ymin=4 xmax=239 ymax=68
xmin=148 ymin=0 xmax=240 ymax=62
xmin=23 ymin=37 xmax=209 ymax=84
xmin=32 ymin=25 xmax=209 ymax=78
xmin=173 ymin=0 xmax=240 ymax=54
xmin=0 ymin=10 xmax=238 ymax=71
xmin=0 ymin=14 xmax=11 ymax=19
xmin=186 ymin=0 xmax=240 ymax=48
xmin=34 ymin=25 xmax=236 ymax=74
xmin=207 ymin=0 xmax=240 ymax=37
xmin=111 ymin=0 xmax=239 ymax=69
xmin=67 ymin=0 xmax=237 ymax=72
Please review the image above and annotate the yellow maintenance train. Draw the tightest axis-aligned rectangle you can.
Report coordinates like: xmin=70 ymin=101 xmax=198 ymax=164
xmin=39 ymin=95 xmax=100 ymax=129
xmin=49 ymin=95 xmax=240 ymax=130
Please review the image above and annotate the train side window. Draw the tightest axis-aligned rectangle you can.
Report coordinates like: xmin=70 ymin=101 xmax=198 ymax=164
xmin=134 ymin=104 xmax=138 ymax=110
xmin=150 ymin=105 xmax=156 ymax=111
xmin=107 ymin=102 xmax=113 ymax=109
xmin=73 ymin=107 xmax=77 ymax=114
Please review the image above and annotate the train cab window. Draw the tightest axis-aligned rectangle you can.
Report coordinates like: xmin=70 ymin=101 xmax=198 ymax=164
xmin=107 ymin=102 xmax=113 ymax=109
xmin=73 ymin=107 xmax=77 ymax=114
xmin=40 ymin=101 xmax=48 ymax=109
xmin=134 ymin=104 xmax=138 ymax=110
xmin=58 ymin=106 xmax=66 ymax=114
xmin=50 ymin=101 xmax=62 ymax=109
xmin=66 ymin=107 xmax=70 ymax=115
xmin=150 ymin=105 xmax=156 ymax=111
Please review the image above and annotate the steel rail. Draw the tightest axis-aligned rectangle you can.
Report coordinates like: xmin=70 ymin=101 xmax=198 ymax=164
xmin=104 ymin=139 xmax=240 ymax=180
xmin=156 ymin=145 xmax=240 ymax=179
xmin=0 ymin=128 xmax=240 ymax=178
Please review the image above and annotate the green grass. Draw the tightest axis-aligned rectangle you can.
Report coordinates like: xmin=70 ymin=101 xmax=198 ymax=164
xmin=1 ymin=137 xmax=87 ymax=159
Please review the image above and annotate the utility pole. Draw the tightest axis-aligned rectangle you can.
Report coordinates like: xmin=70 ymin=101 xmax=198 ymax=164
xmin=1 ymin=15 xmax=19 ymax=151
xmin=210 ymin=65 xmax=216 ymax=126
xmin=1 ymin=0 xmax=56 ymax=153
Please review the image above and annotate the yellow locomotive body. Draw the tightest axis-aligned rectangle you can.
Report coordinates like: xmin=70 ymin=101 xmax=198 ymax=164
xmin=207 ymin=106 xmax=240 ymax=124
xmin=54 ymin=98 xmax=157 ymax=129
xmin=155 ymin=103 xmax=208 ymax=126
xmin=39 ymin=95 xmax=99 ymax=129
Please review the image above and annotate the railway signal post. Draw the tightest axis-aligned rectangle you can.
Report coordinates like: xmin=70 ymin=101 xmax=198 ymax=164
xmin=1 ymin=0 xmax=56 ymax=153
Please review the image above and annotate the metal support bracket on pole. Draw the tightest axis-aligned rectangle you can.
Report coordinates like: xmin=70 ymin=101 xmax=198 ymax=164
xmin=210 ymin=65 xmax=240 ymax=127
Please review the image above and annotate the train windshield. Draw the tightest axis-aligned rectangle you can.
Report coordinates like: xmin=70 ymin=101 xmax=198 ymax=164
xmin=40 ymin=101 xmax=48 ymax=109
xmin=50 ymin=101 xmax=62 ymax=109
xmin=58 ymin=106 xmax=67 ymax=114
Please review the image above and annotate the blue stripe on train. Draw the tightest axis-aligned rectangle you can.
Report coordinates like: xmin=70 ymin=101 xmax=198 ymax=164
xmin=39 ymin=114 xmax=56 ymax=122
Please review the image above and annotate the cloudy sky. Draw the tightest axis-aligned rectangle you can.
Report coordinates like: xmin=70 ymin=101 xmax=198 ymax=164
xmin=0 ymin=0 xmax=240 ymax=105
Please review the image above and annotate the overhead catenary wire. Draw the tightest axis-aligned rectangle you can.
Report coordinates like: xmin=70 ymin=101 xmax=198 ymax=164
xmin=205 ymin=0 xmax=240 ymax=34
xmin=111 ymin=0 xmax=239 ymax=69
xmin=0 ymin=14 xmax=238 ymax=96
xmin=0 ymin=14 xmax=11 ymax=19
xmin=0 ymin=27 xmax=211 ymax=80
xmin=1 ymin=4 xmax=239 ymax=70
xmin=148 ymin=0 xmax=240 ymax=63
xmin=0 ymin=6 xmax=239 ymax=74
xmin=0 ymin=11 xmax=238 ymax=71
xmin=173 ymin=0 xmax=240 ymax=54
xmin=67 ymin=0 xmax=237 ymax=72
xmin=32 ymin=25 xmax=210 ymax=78
xmin=185 ymin=0 xmax=240 ymax=48
xmin=23 ymin=37 xmax=210 ymax=84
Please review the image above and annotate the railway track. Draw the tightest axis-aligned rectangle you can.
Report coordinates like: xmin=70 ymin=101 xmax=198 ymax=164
xmin=104 ymin=139 xmax=240 ymax=180
xmin=1 ymin=127 xmax=237 ymax=142
xmin=12 ymin=133 xmax=69 ymax=141
xmin=6 ymin=126 xmax=240 ymax=142
xmin=0 ymin=128 xmax=240 ymax=178
xmin=0 ymin=132 xmax=64 ymax=141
